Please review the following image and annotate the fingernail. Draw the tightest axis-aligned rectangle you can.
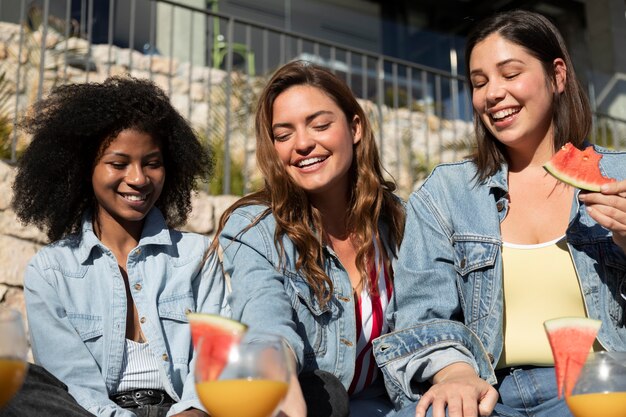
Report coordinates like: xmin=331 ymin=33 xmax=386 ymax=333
xmin=601 ymin=184 xmax=610 ymax=192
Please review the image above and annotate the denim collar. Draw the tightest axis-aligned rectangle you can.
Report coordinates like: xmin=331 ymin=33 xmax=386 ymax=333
xmin=481 ymin=163 xmax=509 ymax=195
xmin=77 ymin=208 xmax=172 ymax=264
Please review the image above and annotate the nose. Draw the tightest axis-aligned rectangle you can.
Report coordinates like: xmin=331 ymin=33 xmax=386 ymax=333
xmin=294 ymin=129 xmax=315 ymax=155
xmin=486 ymin=81 xmax=506 ymax=105
xmin=126 ymin=163 xmax=149 ymax=187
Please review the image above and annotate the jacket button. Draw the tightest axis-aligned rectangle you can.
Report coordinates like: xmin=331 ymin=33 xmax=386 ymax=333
xmin=185 ymin=308 xmax=192 ymax=314
xmin=488 ymin=353 xmax=495 ymax=363
xmin=135 ymin=248 xmax=142 ymax=255
xmin=140 ymin=317 xmax=146 ymax=324
xmin=162 ymin=353 xmax=169 ymax=361
xmin=496 ymin=201 xmax=505 ymax=212
xmin=134 ymin=283 xmax=142 ymax=291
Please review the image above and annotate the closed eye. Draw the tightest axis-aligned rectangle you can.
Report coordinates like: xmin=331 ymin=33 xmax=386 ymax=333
xmin=110 ymin=162 xmax=127 ymax=169
xmin=273 ymin=132 xmax=291 ymax=142
xmin=313 ymin=123 xmax=330 ymax=131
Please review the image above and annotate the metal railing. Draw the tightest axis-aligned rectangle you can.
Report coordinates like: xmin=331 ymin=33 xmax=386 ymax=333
xmin=0 ymin=0 xmax=624 ymax=197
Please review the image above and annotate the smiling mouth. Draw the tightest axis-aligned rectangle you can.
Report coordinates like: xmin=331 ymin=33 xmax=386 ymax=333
xmin=295 ymin=156 xmax=328 ymax=168
xmin=490 ymin=107 xmax=520 ymax=121
xmin=121 ymin=193 xmax=147 ymax=202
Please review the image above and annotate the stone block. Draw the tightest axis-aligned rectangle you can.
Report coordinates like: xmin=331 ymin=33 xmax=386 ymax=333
xmin=0 ymin=235 xmax=41 ymax=287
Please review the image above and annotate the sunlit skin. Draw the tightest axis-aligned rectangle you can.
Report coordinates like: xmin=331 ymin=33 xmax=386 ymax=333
xmin=271 ymin=84 xmax=365 ymax=294
xmin=91 ymin=129 xmax=165 ymax=344
xmin=469 ymin=33 xmax=564 ymax=165
xmin=91 ymin=129 xmax=165 ymax=242
xmin=415 ymin=34 xmax=572 ymax=417
xmin=412 ymin=26 xmax=626 ymax=417
xmin=271 ymin=85 xmax=362 ymax=205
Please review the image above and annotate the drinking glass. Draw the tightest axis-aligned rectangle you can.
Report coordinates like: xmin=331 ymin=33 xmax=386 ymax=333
xmin=194 ymin=334 xmax=293 ymax=417
xmin=565 ymin=351 xmax=626 ymax=417
xmin=0 ymin=306 xmax=28 ymax=408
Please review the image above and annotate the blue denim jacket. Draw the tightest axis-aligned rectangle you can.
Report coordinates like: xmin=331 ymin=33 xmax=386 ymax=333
xmin=219 ymin=204 xmax=396 ymax=390
xmin=24 ymin=208 xmax=226 ymax=417
xmin=372 ymin=145 xmax=626 ymax=409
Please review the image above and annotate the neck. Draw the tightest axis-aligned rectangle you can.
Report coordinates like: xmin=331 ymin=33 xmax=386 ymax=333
xmin=93 ymin=210 xmax=143 ymax=258
xmin=309 ymin=192 xmax=351 ymax=241
xmin=506 ymin=136 xmax=555 ymax=173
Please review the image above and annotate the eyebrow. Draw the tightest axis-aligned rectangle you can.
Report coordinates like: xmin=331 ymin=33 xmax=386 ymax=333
xmin=104 ymin=150 xmax=163 ymax=158
xmin=272 ymin=110 xmax=334 ymax=130
xmin=469 ymin=58 xmax=525 ymax=77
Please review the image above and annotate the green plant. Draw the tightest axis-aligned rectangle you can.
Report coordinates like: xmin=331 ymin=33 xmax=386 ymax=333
xmin=207 ymin=135 xmax=246 ymax=195
xmin=0 ymin=71 xmax=13 ymax=160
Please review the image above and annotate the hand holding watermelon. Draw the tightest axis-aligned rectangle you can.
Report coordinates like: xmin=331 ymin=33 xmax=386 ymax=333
xmin=545 ymin=143 xmax=626 ymax=255
xmin=578 ymin=179 xmax=626 ymax=255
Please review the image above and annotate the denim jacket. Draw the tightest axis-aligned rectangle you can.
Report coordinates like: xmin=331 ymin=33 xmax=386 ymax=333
xmin=24 ymin=208 xmax=225 ymax=417
xmin=372 ymin=145 xmax=626 ymax=409
xmin=219 ymin=204 xmax=397 ymax=390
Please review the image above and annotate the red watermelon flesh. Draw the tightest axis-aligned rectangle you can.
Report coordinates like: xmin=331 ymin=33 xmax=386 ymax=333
xmin=187 ymin=313 xmax=247 ymax=381
xmin=544 ymin=317 xmax=601 ymax=398
xmin=544 ymin=143 xmax=616 ymax=192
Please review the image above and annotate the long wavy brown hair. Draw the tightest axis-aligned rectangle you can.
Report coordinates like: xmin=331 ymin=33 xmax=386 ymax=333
xmin=465 ymin=10 xmax=591 ymax=181
xmin=213 ymin=60 xmax=404 ymax=305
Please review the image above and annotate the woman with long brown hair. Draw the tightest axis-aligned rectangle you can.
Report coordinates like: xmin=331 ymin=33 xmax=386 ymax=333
xmin=214 ymin=60 xmax=404 ymax=417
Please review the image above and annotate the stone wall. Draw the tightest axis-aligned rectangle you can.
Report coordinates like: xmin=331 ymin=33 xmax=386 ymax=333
xmin=0 ymin=20 xmax=474 ymax=199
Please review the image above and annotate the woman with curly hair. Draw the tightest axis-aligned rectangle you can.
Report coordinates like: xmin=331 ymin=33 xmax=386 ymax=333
xmin=11 ymin=76 xmax=222 ymax=417
xmin=214 ymin=60 xmax=405 ymax=417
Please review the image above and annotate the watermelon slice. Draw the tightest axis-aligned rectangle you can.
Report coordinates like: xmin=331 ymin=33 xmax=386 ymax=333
xmin=544 ymin=143 xmax=616 ymax=191
xmin=187 ymin=313 xmax=247 ymax=381
xmin=544 ymin=317 xmax=601 ymax=398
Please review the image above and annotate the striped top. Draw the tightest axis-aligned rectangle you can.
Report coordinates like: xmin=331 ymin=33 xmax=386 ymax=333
xmin=348 ymin=241 xmax=392 ymax=396
xmin=113 ymin=339 xmax=166 ymax=393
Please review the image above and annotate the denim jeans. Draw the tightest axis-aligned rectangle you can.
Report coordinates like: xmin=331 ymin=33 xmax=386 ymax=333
xmin=127 ymin=404 xmax=172 ymax=417
xmin=0 ymin=364 xmax=92 ymax=417
xmin=390 ymin=367 xmax=573 ymax=417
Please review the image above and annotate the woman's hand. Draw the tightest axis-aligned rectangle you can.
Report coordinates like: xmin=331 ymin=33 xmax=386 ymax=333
xmin=276 ymin=373 xmax=307 ymax=417
xmin=579 ymin=180 xmax=626 ymax=254
xmin=171 ymin=409 xmax=209 ymax=417
xmin=414 ymin=362 xmax=498 ymax=417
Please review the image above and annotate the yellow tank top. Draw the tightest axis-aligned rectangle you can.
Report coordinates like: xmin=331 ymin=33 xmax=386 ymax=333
xmin=498 ymin=236 xmax=587 ymax=368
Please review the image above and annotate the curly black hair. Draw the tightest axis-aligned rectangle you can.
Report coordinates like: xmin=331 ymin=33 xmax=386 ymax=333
xmin=11 ymin=76 xmax=213 ymax=242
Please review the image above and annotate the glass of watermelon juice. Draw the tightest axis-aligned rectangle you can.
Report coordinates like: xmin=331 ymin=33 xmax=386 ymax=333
xmin=0 ymin=306 xmax=28 ymax=409
xmin=194 ymin=333 xmax=292 ymax=417
xmin=565 ymin=351 xmax=626 ymax=417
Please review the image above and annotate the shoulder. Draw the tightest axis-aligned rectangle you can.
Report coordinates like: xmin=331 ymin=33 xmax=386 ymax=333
xmin=28 ymin=234 xmax=81 ymax=269
xmin=168 ymin=228 xmax=209 ymax=248
xmin=165 ymin=228 xmax=210 ymax=262
xmin=221 ymin=204 xmax=275 ymax=238
xmin=417 ymin=159 xmax=482 ymax=196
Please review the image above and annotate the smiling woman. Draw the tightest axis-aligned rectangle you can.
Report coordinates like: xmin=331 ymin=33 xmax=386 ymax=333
xmin=211 ymin=60 xmax=405 ymax=417
xmin=379 ymin=10 xmax=626 ymax=417
xmin=9 ymin=76 xmax=222 ymax=417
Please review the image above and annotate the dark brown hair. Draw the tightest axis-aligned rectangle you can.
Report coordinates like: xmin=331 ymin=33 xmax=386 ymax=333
xmin=465 ymin=10 xmax=591 ymax=180
xmin=214 ymin=60 xmax=404 ymax=305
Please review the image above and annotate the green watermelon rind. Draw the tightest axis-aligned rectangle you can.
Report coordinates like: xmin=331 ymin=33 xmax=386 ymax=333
xmin=543 ymin=162 xmax=607 ymax=192
xmin=543 ymin=317 xmax=602 ymax=333
xmin=544 ymin=161 xmax=604 ymax=192
xmin=187 ymin=312 xmax=248 ymax=334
